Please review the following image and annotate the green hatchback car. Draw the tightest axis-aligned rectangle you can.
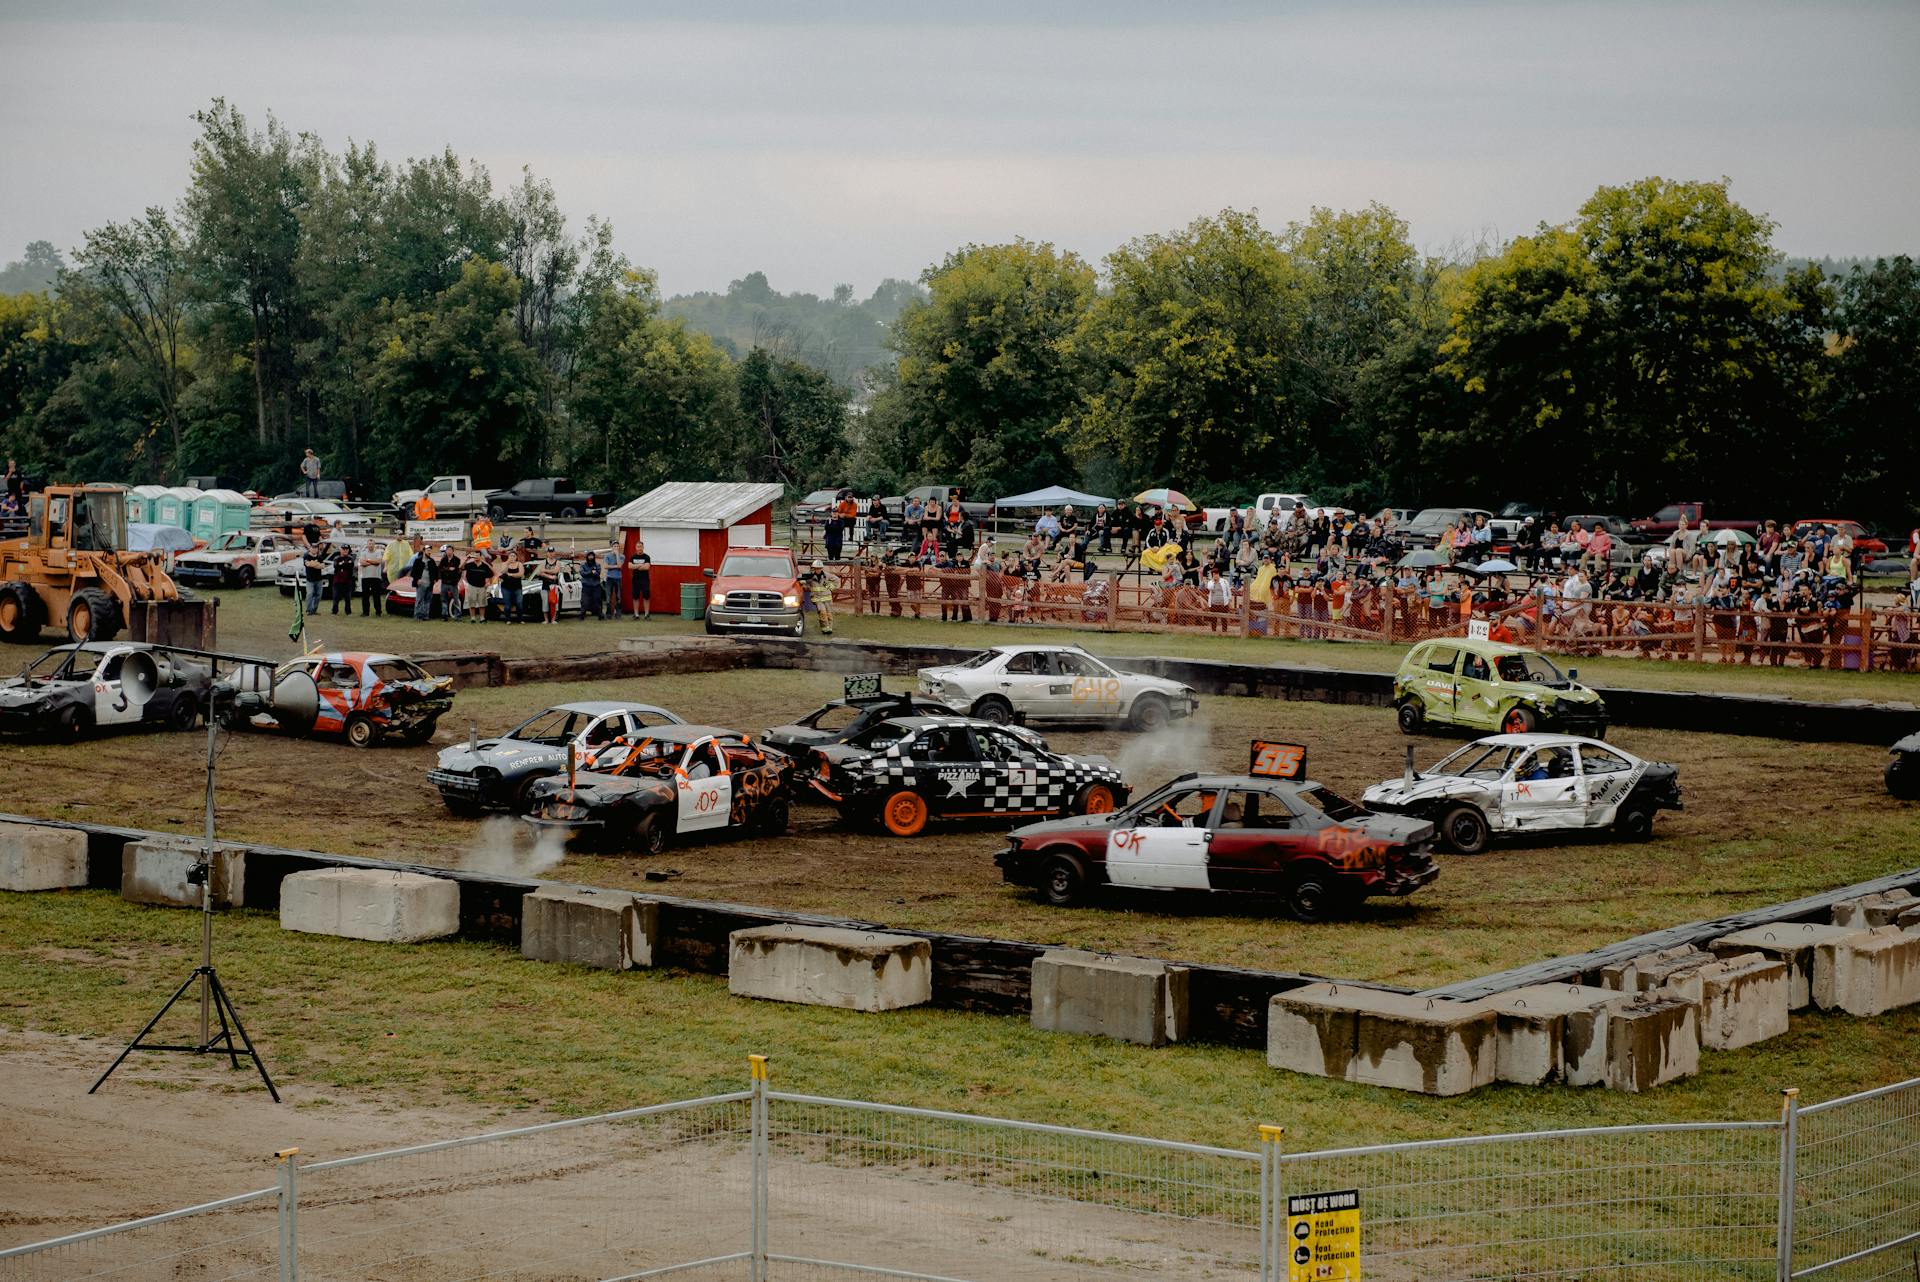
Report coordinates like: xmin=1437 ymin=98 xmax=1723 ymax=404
xmin=1392 ymin=637 xmax=1608 ymax=737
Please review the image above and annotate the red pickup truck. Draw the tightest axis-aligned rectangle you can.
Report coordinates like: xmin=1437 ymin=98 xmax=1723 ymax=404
xmin=1630 ymin=502 xmax=1765 ymax=540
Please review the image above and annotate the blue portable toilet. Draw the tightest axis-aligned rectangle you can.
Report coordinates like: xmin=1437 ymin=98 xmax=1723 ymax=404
xmin=192 ymin=489 xmax=252 ymax=541
xmin=154 ymin=486 xmax=201 ymax=529
xmin=127 ymin=484 xmax=168 ymax=524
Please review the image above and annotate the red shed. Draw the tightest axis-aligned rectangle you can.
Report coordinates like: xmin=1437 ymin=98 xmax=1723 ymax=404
xmin=606 ymin=481 xmax=786 ymax=610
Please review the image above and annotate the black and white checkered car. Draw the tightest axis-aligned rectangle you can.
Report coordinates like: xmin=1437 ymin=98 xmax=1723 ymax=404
xmin=848 ymin=717 xmax=1123 ymax=816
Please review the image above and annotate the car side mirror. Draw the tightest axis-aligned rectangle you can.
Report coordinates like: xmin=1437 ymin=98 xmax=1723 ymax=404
xmin=703 ymin=568 xmax=715 ymax=578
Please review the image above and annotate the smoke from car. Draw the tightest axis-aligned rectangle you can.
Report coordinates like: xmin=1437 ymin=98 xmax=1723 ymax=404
xmin=1111 ymin=714 xmax=1214 ymax=792
xmin=456 ymin=816 xmax=569 ymax=879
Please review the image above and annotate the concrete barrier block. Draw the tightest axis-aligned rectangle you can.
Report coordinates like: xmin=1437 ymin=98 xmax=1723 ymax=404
xmin=1482 ymin=984 xmax=1622 ymax=1086
xmin=728 ymin=925 xmax=931 ymax=1012
xmin=1831 ymin=889 xmax=1916 ymax=930
xmin=1663 ymin=952 xmax=1790 ymax=1051
xmin=1897 ymin=905 xmax=1920 ymax=930
xmin=1711 ymin=923 xmax=1860 ymax=1010
xmin=1031 ymin=949 xmax=1189 ymax=1046
xmin=120 ymin=840 xmax=244 ymax=909
xmin=280 ymin=869 xmax=459 ymax=943
xmin=1601 ymin=994 xmax=1699 ymax=1092
xmin=0 ymin=821 xmax=89 ymax=891
xmin=1812 ymin=927 xmax=1920 ymax=1016
xmin=1267 ymin=985 xmax=1497 ymax=1097
xmin=521 ymin=887 xmax=656 ymax=970
xmin=1600 ymin=946 xmax=1714 ymax=994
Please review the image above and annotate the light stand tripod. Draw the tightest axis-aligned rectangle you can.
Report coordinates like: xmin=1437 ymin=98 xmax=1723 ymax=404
xmin=91 ymin=695 xmax=279 ymax=1101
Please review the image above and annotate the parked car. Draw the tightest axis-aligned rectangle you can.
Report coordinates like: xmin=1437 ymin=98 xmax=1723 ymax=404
xmin=0 ymin=642 xmax=242 ymax=738
xmin=916 ymin=644 xmax=1199 ymax=730
xmin=995 ymin=767 xmax=1439 ymax=919
xmin=761 ymin=687 xmax=952 ymax=760
xmin=809 ymin=716 xmax=1128 ymax=837
xmin=525 ymin=727 xmax=794 ymax=853
xmin=1362 ymin=733 xmax=1682 ymax=854
xmin=705 ymin=545 xmax=804 ymax=637
xmin=484 ymin=478 xmax=617 ymax=521
xmin=1488 ymin=503 xmax=1543 ymax=541
xmin=1630 ymin=502 xmax=1763 ymax=540
xmin=173 ymin=529 xmax=304 ymax=588
xmin=1393 ymin=637 xmax=1608 ymax=738
xmin=1402 ymin=507 xmax=1493 ymax=548
xmin=429 ymin=700 xmax=685 ymax=814
xmin=1888 ymin=733 xmax=1920 ymax=800
xmin=259 ymin=497 xmax=375 ymax=530
xmin=1790 ymin=520 xmax=1888 ymax=557
xmin=1558 ymin=515 xmax=1646 ymax=566
xmin=882 ymin=485 xmax=993 ymax=523
xmin=223 ymin=652 xmax=452 ymax=747
xmin=269 ymin=481 xmax=352 ymax=503
xmin=788 ymin=489 xmax=844 ymax=528
xmin=1202 ymin=493 xmax=1351 ymax=533
xmin=275 ymin=535 xmax=376 ymax=598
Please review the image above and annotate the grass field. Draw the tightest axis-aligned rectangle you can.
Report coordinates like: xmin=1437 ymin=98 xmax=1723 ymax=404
xmin=196 ymin=583 xmax=1920 ymax=705
xmin=3 ymin=890 xmax=1913 ymax=1152
xmin=2 ymin=667 xmax=1910 ymax=989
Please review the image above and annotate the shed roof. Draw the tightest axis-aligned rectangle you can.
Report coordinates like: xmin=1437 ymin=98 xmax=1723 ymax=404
xmin=607 ymin=482 xmax=785 ymax=531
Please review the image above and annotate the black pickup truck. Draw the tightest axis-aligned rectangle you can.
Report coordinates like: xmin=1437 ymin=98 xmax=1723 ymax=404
xmin=484 ymin=478 xmax=617 ymax=521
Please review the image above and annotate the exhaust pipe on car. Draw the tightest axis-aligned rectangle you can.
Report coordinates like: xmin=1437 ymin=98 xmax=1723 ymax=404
xmin=1404 ymin=745 xmax=1417 ymax=784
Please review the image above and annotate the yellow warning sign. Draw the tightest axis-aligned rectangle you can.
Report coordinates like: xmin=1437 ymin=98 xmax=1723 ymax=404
xmin=1287 ymin=1188 xmax=1360 ymax=1281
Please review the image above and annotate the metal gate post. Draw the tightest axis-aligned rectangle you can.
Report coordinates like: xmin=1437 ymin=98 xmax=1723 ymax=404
xmin=749 ymin=1055 xmax=769 ymax=1282
xmin=1259 ymin=1125 xmax=1283 ymax=1282
xmin=275 ymin=1147 xmax=300 ymax=1282
xmin=1776 ymin=1088 xmax=1800 ymax=1282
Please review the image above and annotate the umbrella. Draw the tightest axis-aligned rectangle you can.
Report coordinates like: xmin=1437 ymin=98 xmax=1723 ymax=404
xmin=1706 ymin=528 xmax=1756 ymax=546
xmin=1397 ymin=550 xmax=1446 ymax=569
xmin=1133 ymin=488 xmax=1196 ymax=511
xmin=1469 ymin=558 xmax=1519 ymax=573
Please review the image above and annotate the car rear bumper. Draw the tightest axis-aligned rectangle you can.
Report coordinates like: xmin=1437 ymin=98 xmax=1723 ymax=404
xmin=1374 ymin=859 xmax=1441 ymax=896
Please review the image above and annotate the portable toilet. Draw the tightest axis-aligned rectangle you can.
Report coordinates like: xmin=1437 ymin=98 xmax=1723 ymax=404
xmin=154 ymin=486 xmax=201 ymax=529
xmin=128 ymin=484 xmax=168 ymax=524
xmin=192 ymin=488 xmax=252 ymax=540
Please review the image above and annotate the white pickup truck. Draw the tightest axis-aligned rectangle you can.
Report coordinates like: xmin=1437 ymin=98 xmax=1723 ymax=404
xmin=391 ymin=475 xmax=488 ymax=520
xmin=1202 ymin=493 xmax=1353 ymax=533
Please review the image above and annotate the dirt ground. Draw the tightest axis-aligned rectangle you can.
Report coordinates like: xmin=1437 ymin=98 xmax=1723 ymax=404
xmin=0 ymin=666 xmax=1906 ymax=987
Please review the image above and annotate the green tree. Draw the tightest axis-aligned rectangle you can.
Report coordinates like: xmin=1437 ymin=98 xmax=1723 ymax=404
xmin=1829 ymin=256 xmax=1920 ymax=524
xmin=0 ymin=241 xmax=65 ymax=295
xmin=881 ymin=239 xmax=1093 ymax=497
xmin=65 ymin=208 xmax=195 ymax=469
xmin=734 ymin=347 xmax=850 ymax=487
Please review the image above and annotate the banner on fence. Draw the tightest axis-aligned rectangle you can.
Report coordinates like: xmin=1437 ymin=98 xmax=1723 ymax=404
xmin=1287 ymin=1187 xmax=1360 ymax=1281
xmin=406 ymin=519 xmax=467 ymax=543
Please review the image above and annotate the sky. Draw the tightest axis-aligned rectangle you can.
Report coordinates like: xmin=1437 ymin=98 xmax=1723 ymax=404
xmin=2 ymin=0 xmax=1917 ymax=298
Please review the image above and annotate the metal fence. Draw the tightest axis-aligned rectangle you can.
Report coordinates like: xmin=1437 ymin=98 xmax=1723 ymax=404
xmin=4 ymin=1065 xmax=1915 ymax=1282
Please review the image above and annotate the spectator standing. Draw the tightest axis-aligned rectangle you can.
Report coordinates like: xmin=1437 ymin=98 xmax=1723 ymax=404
xmin=631 ymin=541 xmax=652 ymax=619
xmin=460 ymin=551 xmax=492 ymax=621
xmin=580 ymin=552 xmax=604 ymax=619
xmin=498 ymin=552 xmax=525 ymax=623
xmin=436 ymin=547 xmax=462 ymax=621
xmin=328 ymin=542 xmax=354 ymax=615
xmin=406 ymin=542 xmax=434 ymax=621
xmin=300 ymin=448 xmax=321 ymax=497
xmin=824 ymin=493 xmax=846 ymax=561
xmin=603 ymin=547 xmax=623 ymax=618
xmin=302 ymin=538 xmax=328 ymax=615
xmin=358 ymin=541 xmax=386 ymax=616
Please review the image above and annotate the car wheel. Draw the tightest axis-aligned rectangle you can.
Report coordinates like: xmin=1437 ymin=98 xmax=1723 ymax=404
xmin=758 ymin=797 xmax=790 ymax=836
xmin=971 ymin=696 xmax=1013 ymax=725
xmin=165 ymin=693 xmax=199 ymax=732
xmin=344 ymin=713 xmax=377 ymax=749
xmin=1590 ymin=724 xmax=1607 ymax=740
xmin=1128 ymin=694 xmax=1170 ymax=731
xmin=1440 ymin=805 xmax=1491 ymax=855
xmin=881 ymin=789 xmax=930 ymax=837
xmin=558 ymin=507 xmax=578 ymax=520
xmin=279 ymin=585 xmax=293 ymax=597
xmin=1396 ymin=699 xmax=1425 ymax=735
xmin=704 ymin=620 xmax=719 ymax=635
xmin=236 ymin=565 xmax=255 ymax=589
xmin=1501 ymin=706 xmax=1539 ymax=735
xmin=635 ymin=813 xmax=669 ymax=856
xmin=791 ymin=620 xmax=805 ymax=638
xmin=1615 ymin=805 xmax=1655 ymax=841
xmin=1074 ymin=783 xmax=1117 ymax=816
xmin=488 ymin=504 xmax=506 ymax=521
xmin=1889 ymin=758 xmax=1920 ymax=800
xmin=441 ymin=795 xmax=483 ymax=818
xmin=1042 ymin=854 xmax=1086 ymax=906
xmin=55 ymin=704 xmax=92 ymax=740
xmin=1284 ymin=875 xmax=1342 ymax=923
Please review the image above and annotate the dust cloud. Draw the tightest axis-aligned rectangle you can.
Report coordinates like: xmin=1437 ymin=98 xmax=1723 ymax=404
xmin=455 ymin=816 xmax=570 ymax=879
xmin=1111 ymin=714 xmax=1216 ymax=791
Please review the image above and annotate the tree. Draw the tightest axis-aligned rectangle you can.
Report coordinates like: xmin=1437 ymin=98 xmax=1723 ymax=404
xmin=0 ymin=241 xmax=65 ymax=295
xmin=66 ymin=208 xmax=194 ymax=467
xmin=734 ymin=347 xmax=850 ymax=487
xmin=880 ymin=239 xmax=1093 ymax=497
xmin=1828 ymin=256 xmax=1920 ymax=525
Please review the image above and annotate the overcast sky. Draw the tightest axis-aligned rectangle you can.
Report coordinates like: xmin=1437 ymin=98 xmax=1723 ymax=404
xmin=3 ymin=1 xmax=1916 ymax=297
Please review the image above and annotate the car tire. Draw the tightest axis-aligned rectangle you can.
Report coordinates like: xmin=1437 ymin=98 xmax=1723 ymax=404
xmin=1615 ymin=805 xmax=1655 ymax=842
xmin=1501 ymin=706 xmax=1539 ymax=735
xmin=66 ymin=588 xmax=121 ymax=643
xmin=344 ymin=713 xmax=378 ymax=749
xmin=704 ymin=619 xmax=720 ymax=635
xmin=1396 ymin=699 xmax=1425 ymax=735
xmin=1074 ymin=783 xmax=1118 ymax=816
xmin=165 ymin=692 xmax=199 ymax=732
xmin=55 ymin=703 xmax=92 ymax=740
xmin=0 ymin=581 xmax=41 ymax=644
xmin=791 ymin=620 xmax=805 ymax=638
xmin=1042 ymin=853 xmax=1086 ymax=906
xmin=1128 ymin=694 xmax=1170 ymax=732
xmin=559 ymin=507 xmax=578 ymax=520
xmin=635 ymin=813 xmax=669 ymax=856
xmin=236 ymin=565 xmax=255 ymax=589
xmin=279 ymin=585 xmax=294 ymax=598
xmin=1283 ymin=875 xmax=1342 ymax=923
xmin=1591 ymin=724 xmax=1607 ymax=741
xmin=1889 ymin=758 xmax=1920 ymax=800
xmin=971 ymin=696 xmax=1013 ymax=725
xmin=488 ymin=504 xmax=506 ymax=521
xmin=880 ymin=789 xmax=930 ymax=837
xmin=758 ymin=797 xmax=790 ymax=836
xmin=1440 ymin=805 xmax=1491 ymax=855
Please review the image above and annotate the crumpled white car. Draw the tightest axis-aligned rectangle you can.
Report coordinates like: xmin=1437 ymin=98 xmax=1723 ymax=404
xmin=917 ymin=644 xmax=1199 ymax=731
xmin=1361 ymin=732 xmax=1682 ymax=855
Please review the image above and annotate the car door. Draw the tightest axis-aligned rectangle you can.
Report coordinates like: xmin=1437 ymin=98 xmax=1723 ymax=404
xmin=1054 ymin=651 xmax=1123 ymax=720
xmin=1105 ymin=786 xmax=1216 ymax=890
xmin=90 ymin=650 xmax=143 ymax=727
xmin=1575 ymin=744 xmax=1637 ymax=824
xmin=1500 ymin=744 xmax=1584 ymax=829
xmin=676 ymin=739 xmax=732 ymax=832
xmin=996 ymin=649 xmax=1055 ymax=719
xmin=1420 ymin=646 xmax=1460 ymax=718
xmin=1202 ymin=787 xmax=1306 ymax=891
xmin=1455 ymin=650 xmax=1502 ymax=730
xmin=970 ymin=726 xmax=1054 ymax=813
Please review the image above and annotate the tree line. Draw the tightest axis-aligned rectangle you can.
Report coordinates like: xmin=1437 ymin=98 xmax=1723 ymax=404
xmin=1 ymin=101 xmax=1915 ymax=528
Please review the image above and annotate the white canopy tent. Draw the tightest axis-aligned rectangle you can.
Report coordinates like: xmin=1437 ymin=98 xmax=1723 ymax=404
xmin=993 ymin=485 xmax=1115 ymax=509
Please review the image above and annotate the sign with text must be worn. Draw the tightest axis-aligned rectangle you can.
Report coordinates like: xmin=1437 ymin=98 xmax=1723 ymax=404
xmin=1287 ymin=1188 xmax=1360 ymax=1281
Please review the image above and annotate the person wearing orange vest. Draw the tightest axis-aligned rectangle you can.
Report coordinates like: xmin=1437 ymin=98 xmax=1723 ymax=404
xmin=414 ymin=494 xmax=437 ymax=520
xmin=471 ymin=515 xmax=493 ymax=551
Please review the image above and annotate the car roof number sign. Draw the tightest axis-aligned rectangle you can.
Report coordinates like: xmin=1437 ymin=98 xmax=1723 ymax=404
xmin=1467 ymin=619 xmax=1491 ymax=640
xmin=844 ymin=673 xmax=883 ymax=700
xmin=1249 ymin=740 xmax=1308 ymax=780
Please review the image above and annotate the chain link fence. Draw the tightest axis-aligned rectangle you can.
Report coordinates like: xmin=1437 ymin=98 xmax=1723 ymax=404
xmin=4 ymin=1067 xmax=1915 ymax=1282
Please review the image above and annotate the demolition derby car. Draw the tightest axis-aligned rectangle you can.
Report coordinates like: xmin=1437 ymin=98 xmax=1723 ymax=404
xmin=1889 ymin=733 xmax=1920 ymax=800
xmin=761 ymin=675 xmax=949 ymax=759
xmin=1361 ymin=733 xmax=1682 ymax=855
xmin=996 ymin=741 xmax=1438 ymax=920
xmin=525 ymin=727 xmax=794 ymax=853
xmin=1393 ymin=636 xmax=1608 ymax=738
xmin=0 ymin=642 xmax=238 ymax=738
xmin=222 ymin=652 xmax=453 ymax=747
xmin=810 ymin=716 xmax=1128 ymax=836
xmin=429 ymin=700 xmax=685 ymax=814
xmin=917 ymin=644 xmax=1199 ymax=730
xmin=172 ymin=530 xmax=303 ymax=588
